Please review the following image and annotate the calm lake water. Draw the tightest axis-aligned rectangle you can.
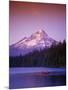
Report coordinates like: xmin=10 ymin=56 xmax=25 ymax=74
xmin=9 ymin=67 xmax=66 ymax=89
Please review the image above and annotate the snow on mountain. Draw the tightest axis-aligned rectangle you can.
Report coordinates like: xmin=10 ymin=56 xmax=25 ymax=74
xmin=10 ymin=29 xmax=57 ymax=56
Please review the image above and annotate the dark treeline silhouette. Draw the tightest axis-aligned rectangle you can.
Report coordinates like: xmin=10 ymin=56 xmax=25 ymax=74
xmin=9 ymin=40 xmax=66 ymax=68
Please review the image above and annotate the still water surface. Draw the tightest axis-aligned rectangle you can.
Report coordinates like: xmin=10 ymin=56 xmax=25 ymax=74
xmin=9 ymin=68 xmax=66 ymax=89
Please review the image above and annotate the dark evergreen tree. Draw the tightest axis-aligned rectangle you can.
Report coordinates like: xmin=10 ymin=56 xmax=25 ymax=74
xmin=9 ymin=40 xmax=66 ymax=68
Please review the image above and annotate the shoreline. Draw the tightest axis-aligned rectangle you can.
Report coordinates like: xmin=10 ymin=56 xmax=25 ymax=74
xmin=9 ymin=67 xmax=66 ymax=75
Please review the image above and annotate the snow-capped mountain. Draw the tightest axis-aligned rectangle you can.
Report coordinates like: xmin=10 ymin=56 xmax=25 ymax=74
xmin=10 ymin=29 xmax=57 ymax=56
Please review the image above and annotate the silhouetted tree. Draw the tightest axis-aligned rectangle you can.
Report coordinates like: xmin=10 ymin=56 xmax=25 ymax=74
xmin=9 ymin=40 xmax=66 ymax=68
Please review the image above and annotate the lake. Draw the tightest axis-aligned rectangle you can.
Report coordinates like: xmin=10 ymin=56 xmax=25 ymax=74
xmin=9 ymin=67 xmax=66 ymax=89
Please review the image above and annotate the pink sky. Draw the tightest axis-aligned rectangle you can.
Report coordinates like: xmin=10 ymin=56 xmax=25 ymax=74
xmin=9 ymin=1 xmax=66 ymax=45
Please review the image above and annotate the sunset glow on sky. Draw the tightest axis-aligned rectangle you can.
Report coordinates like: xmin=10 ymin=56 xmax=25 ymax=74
xmin=9 ymin=1 xmax=66 ymax=45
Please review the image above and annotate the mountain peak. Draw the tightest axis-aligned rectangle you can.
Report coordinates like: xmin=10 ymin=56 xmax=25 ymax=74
xmin=35 ymin=29 xmax=46 ymax=34
xmin=10 ymin=29 xmax=57 ymax=56
xmin=31 ymin=29 xmax=48 ymax=39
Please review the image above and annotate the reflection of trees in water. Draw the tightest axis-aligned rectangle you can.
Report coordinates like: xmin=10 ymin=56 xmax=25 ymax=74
xmin=49 ymin=75 xmax=66 ymax=86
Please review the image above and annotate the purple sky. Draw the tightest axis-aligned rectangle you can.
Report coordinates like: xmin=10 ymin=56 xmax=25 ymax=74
xmin=9 ymin=1 xmax=66 ymax=45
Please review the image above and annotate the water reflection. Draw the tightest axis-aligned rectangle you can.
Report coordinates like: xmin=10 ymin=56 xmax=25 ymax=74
xmin=9 ymin=73 xmax=66 ymax=89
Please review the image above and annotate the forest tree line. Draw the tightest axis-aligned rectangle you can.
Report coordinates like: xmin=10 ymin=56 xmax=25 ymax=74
xmin=9 ymin=40 xmax=66 ymax=68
